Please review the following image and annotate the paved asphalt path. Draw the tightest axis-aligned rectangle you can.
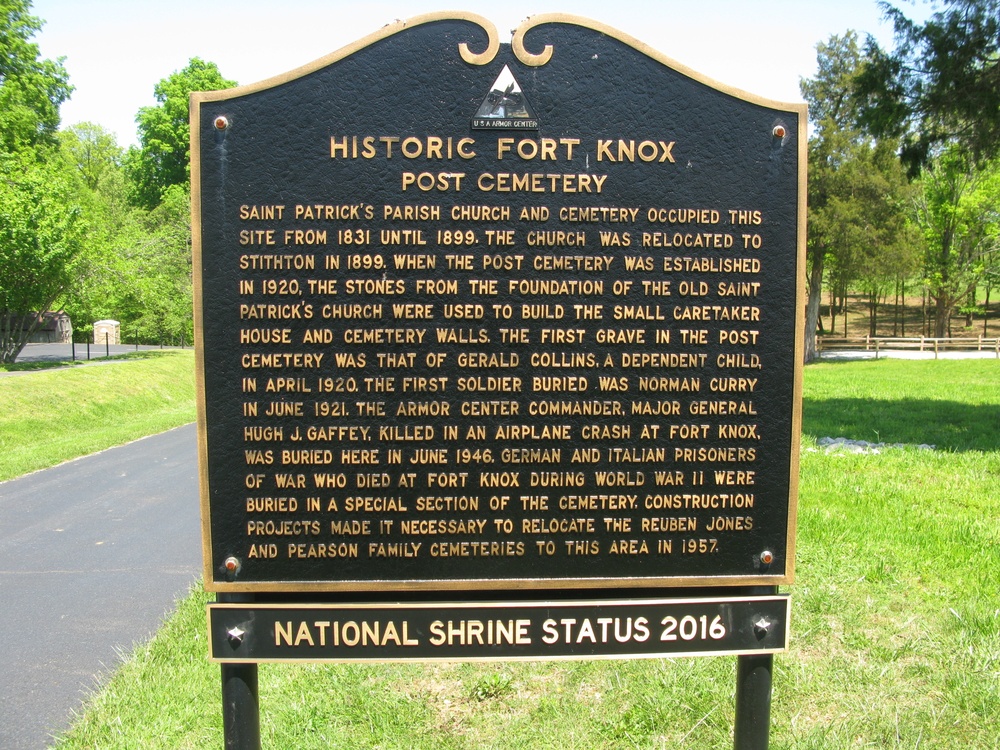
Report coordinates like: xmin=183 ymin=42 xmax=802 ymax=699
xmin=0 ymin=423 xmax=202 ymax=749
xmin=12 ymin=341 xmax=182 ymax=365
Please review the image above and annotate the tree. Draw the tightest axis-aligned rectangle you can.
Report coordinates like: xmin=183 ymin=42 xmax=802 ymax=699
xmin=840 ymin=149 xmax=921 ymax=337
xmin=982 ymin=252 xmax=1000 ymax=334
xmin=57 ymin=125 xmax=131 ymax=332
xmin=802 ymin=34 xmax=866 ymax=359
xmin=0 ymin=0 xmax=72 ymax=153
xmin=111 ymin=185 xmax=194 ymax=345
xmin=856 ymin=0 xmax=1000 ymax=173
xmin=801 ymin=32 xmax=921 ymax=358
xmin=914 ymin=149 xmax=1000 ymax=336
xmin=127 ymin=58 xmax=235 ymax=209
xmin=59 ymin=126 xmax=195 ymax=346
xmin=0 ymin=150 xmax=87 ymax=362
xmin=0 ymin=1 xmax=80 ymax=362
xmin=60 ymin=122 xmax=122 ymax=192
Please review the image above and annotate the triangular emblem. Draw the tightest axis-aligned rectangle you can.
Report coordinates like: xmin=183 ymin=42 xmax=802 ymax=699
xmin=472 ymin=65 xmax=539 ymax=130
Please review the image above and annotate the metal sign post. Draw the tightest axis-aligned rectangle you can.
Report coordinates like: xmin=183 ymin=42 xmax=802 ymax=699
xmin=218 ymin=592 xmax=260 ymax=750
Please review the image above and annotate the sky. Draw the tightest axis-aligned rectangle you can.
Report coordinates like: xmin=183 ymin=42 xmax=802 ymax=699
xmin=29 ymin=0 xmax=931 ymax=148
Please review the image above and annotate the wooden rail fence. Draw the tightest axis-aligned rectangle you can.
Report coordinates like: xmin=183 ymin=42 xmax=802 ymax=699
xmin=816 ymin=335 xmax=1000 ymax=359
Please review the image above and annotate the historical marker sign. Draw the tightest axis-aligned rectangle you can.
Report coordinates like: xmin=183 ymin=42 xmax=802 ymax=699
xmin=192 ymin=13 xmax=805 ymax=594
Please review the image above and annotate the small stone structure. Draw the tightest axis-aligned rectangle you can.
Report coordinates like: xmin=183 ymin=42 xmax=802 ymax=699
xmin=14 ymin=312 xmax=73 ymax=343
xmin=93 ymin=320 xmax=121 ymax=345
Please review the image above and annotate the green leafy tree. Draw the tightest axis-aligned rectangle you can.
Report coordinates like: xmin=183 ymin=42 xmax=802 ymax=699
xmin=802 ymin=33 xmax=921 ymax=356
xmin=802 ymin=34 xmax=864 ymax=358
xmin=122 ymin=185 xmax=194 ymax=345
xmin=982 ymin=253 xmax=1000 ymax=334
xmin=0 ymin=150 xmax=86 ymax=362
xmin=850 ymin=147 xmax=922 ymax=336
xmin=801 ymin=33 xmax=915 ymax=357
xmin=0 ymin=1 xmax=79 ymax=362
xmin=851 ymin=2 xmax=1000 ymax=335
xmin=0 ymin=0 xmax=72 ymax=153
xmin=58 ymin=125 xmax=131 ymax=333
xmin=810 ymin=142 xmax=920 ymax=340
xmin=856 ymin=0 xmax=1000 ymax=173
xmin=127 ymin=58 xmax=235 ymax=209
xmin=60 ymin=122 xmax=122 ymax=192
xmin=914 ymin=149 xmax=1000 ymax=336
xmin=60 ymin=128 xmax=194 ymax=346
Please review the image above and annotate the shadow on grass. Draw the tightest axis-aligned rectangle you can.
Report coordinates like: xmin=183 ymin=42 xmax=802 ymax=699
xmin=105 ymin=350 xmax=180 ymax=362
xmin=0 ymin=359 xmax=87 ymax=372
xmin=1 ymin=350 xmax=180 ymax=373
xmin=802 ymin=396 xmax=1000 ymax=452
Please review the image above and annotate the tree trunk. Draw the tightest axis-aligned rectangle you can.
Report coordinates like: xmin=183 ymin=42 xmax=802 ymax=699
xmin=843 ymin=289 xmax=848 ymax=337
xmin=892 ymin=279 xmax=899 ymax=336
xmin=803 ymin=250 xmax=825 ymax=363
xmin=934 ymin=296 xmax=950 ymax=338
xmin=868 ymin=290 xmax=877 ymax=337
xmin=900 ymin=279 xmax=906 ymax=336
xmin=985 ymin=285 xmax=992 ymax=336
xmin=829 ymin=287 xmax=837 ymax=337
xmin=1 ymin=303 xmax=60 ymax=364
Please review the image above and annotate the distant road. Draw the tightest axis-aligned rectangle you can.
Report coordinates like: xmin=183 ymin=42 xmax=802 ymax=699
xmin=15 ymin=341 xmax=186 ymax=363
xmin=817 ymin=349 xmax=999 ymax=360
xmin=0 ymin=423 xmax=201 ymax=749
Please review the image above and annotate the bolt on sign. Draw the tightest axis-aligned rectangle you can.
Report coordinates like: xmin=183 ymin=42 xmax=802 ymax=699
xmin=192 ymin=12 xmax=805 ymax=602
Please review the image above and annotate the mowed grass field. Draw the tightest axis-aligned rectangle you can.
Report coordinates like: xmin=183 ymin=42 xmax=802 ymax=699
xmin=7 ymin=356 xmax=995 ymax=748
xmin=0 ymin=350 xmax=197 ymax=482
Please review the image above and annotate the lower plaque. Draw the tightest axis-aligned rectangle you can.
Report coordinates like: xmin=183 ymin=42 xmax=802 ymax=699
xmin=208 ymin=595 xmax=789 ymax=662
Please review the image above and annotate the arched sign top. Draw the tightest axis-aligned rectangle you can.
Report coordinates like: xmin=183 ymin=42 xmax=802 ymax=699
xmin=192 ymin=12 xmax=805 ymax=116
xmin=509 ymin=14 xmax=804 ymax=113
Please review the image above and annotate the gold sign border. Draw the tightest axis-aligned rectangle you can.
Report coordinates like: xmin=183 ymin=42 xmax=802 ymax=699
xmin=191 ymin=12 xmax=807 ymax=594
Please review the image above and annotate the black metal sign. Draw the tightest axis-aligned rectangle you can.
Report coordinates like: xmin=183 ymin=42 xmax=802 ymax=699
xmin=208 ymin=596 xmax=790 ymax=662
xmin=192 ymin=13 xmax=806 ymax=592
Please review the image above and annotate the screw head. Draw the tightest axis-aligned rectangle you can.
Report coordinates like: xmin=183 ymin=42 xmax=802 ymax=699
xmin=227 ymin=626 xmax=245 ymax=647
xmin=772 ymin=124 xmax=786 ymax=139
xmin=753 ymin=617 xmax=772 ymax=639
xmin=214 ymin=115 xmax=230 ymax=131
xmin=760 ymin=550 xmax=774 ymax=565
xmin=224 ymin=556 xmax=240 ymax=573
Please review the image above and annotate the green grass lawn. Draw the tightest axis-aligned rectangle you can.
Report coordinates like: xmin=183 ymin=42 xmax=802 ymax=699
xmin=0 ymin=351 xmax=196 ymax=482
xmin=36 ymin=358 xmax=1000 ymax=748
